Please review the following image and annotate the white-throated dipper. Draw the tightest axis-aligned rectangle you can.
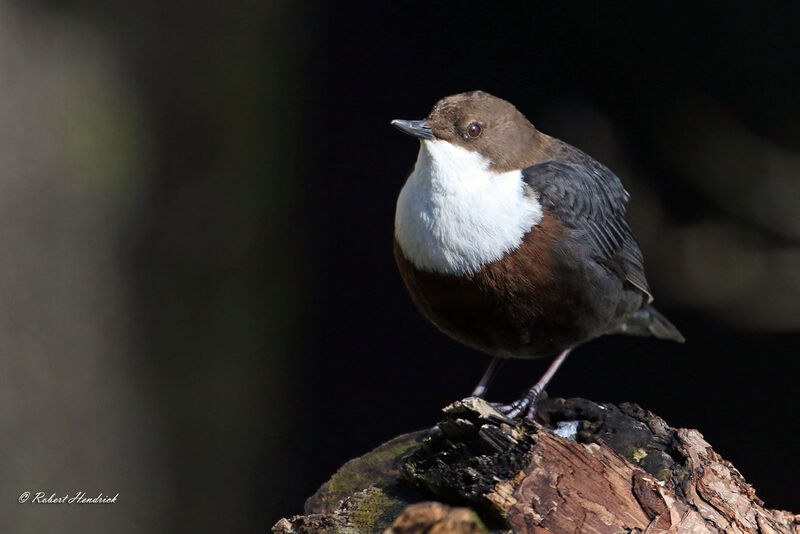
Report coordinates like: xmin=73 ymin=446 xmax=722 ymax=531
xmin=391 ymin=90 xmax=684 ymax=420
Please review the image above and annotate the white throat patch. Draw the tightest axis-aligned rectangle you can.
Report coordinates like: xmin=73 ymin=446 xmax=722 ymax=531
xmin=395 ymin=140 xmax=543 ymax=275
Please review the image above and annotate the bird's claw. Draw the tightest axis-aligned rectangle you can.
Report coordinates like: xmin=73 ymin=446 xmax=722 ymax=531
xmin=488 ymin=385 xmax=542 ymax=422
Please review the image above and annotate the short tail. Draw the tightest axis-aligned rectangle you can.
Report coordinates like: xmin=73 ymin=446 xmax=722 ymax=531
xmin=616 ymin=305 xmax=685 ymax=343
xmin=644 ymin=305 xmax=685 ymax=343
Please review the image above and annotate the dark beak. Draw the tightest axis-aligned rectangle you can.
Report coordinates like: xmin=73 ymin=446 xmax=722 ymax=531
xmin=390 ymin=119 xmax=433 ymax=140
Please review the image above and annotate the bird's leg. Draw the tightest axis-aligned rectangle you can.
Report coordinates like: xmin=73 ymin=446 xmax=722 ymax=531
xmin=493 ymin=348 xmax=572 ymax=420
xmin=470 ymin=356 xmax=504 ymax=398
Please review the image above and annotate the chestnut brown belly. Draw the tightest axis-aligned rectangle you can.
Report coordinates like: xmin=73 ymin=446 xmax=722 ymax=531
xmin=393 ymin=216 xmax=614 ymax=359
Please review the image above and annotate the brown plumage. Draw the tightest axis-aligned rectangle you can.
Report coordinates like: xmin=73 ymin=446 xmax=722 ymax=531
xmin=424 ymin=90 xmax=561 ymax=172
xmin=394 ymin=212 xmax=577 ymax=359
xmin=391 ymin=91 xmax=683 ymax=419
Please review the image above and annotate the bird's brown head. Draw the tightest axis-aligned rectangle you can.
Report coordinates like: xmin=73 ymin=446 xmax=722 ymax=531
xmin=391 ymin=91 xmax=555 ymax=172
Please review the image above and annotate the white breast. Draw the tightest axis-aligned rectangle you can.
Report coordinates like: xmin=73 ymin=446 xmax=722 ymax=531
xmin=395 ymin=140 xmax=543 ymax=275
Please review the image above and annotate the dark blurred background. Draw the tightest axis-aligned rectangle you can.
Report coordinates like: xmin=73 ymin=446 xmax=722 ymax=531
xmin=1 ymin=2 xmax=798 ymax=532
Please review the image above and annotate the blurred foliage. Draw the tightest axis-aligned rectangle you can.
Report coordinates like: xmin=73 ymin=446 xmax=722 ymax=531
xmin=0 ymin=1 xmax=308 ymax=532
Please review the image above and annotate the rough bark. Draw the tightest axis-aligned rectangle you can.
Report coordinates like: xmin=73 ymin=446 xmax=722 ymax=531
xmin=273 ymin=397 xmax=799 ymax=534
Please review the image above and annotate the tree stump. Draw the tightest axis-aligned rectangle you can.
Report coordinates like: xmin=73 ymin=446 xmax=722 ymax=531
xmin=272 ymin=397 xmax=799 ymax=533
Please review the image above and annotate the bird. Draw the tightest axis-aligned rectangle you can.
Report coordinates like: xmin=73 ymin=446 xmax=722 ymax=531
xmin=391 ymin=90 xmax=684 ymax=420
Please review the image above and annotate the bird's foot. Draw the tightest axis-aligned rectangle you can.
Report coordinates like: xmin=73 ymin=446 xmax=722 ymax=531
xmin=488 ymin=385 xmax=542 ymax=421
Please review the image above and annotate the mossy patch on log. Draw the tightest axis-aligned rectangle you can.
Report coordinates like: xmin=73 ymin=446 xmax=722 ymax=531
xmin=305 ymin=431 xmax=427 ymax=515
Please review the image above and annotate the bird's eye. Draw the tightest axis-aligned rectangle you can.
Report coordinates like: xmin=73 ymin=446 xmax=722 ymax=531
xmin=466 ymin=123 xmax=482 ymax=138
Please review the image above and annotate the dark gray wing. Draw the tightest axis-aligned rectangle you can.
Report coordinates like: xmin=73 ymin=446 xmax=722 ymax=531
xmin=522 ymin=160 xmax=653 ymax=302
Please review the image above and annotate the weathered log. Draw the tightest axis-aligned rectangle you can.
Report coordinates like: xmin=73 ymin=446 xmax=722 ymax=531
xmin=273 ymin=397 xmax=799 ymax=533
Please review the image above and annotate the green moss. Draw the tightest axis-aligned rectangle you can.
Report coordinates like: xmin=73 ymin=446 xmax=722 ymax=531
xmin=307 ymin=431 xmax=426 ymax=514
xmin=325 ymin=467 xmax=366 ymax=496
xmin=327 ymin=437 xmax=419 ymax=494
xmin=655 ymin=468 xmax=671 ymax=482
xmin=620 ymin=445 xmax=644 ymax=464
xmin=379 ymin=438 xmax=424 ymax=459
xmin=347 ymin=488 xmax=399 ymax=532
